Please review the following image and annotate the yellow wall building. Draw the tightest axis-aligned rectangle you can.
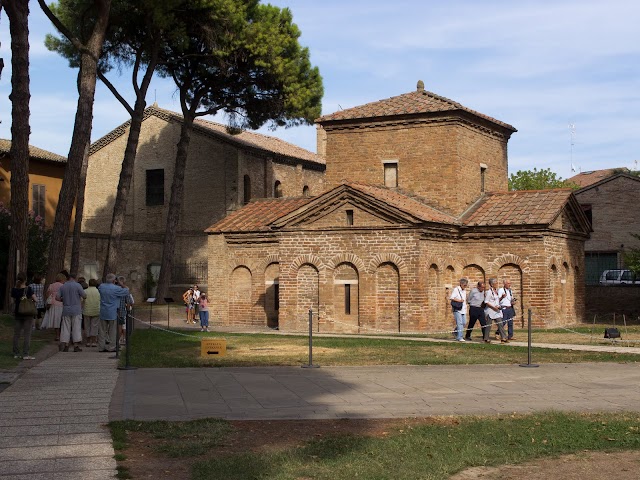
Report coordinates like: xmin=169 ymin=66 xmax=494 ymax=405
xmin=0 ymin=139 xmax=67 ymax=227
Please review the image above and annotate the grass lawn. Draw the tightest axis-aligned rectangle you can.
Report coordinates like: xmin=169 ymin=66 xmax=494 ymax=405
xmin=122 ymin=328 xmax=640 ymax=368
xmin=110 ymin=412 xmax=640 ymax=480
xmin=0 ymin=314 xmax=51 ymax=369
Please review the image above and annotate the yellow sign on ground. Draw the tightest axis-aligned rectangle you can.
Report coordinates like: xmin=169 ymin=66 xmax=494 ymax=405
xmin=200 ymin=338 xmax=227 ymax=358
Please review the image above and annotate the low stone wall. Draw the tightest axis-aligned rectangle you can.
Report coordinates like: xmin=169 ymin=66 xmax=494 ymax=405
xmin=585 ymin=285 xmax=640 ymax=320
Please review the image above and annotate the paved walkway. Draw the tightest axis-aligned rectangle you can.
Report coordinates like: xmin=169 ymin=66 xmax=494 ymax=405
xmin=2 ymin=334 xmax=640 ymax=479
xmin=109 ymin=363 xmax=640 ymax=421
xmin=0 ymin=351 xmax=119 ymax=480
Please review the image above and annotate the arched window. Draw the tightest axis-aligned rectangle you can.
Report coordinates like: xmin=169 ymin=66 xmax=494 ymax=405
xmin=302 ymin=185 xmax=310 ymax=197
xmin=243 ymin=175 xmax=251 ymax=204
xmin=274 ymin=180 xmax=282 ymax=198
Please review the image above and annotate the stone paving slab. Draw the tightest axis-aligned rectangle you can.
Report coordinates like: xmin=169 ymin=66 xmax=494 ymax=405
xmin=0 ymin=351 xmax=118 ymax=479
xmin=110 ymin=363 xmax=640 ymax=421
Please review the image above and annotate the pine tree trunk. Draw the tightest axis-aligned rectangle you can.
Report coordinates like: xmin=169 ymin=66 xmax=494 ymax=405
xmin=3 ymin=0 xmax=30 ymax=310
xmin=155 ymin=113 xmax=195 ymax=304
xmin=102 ymin=97 xmax=148 ymax=278
xmin=70 ymin=141 xmax=89 ymax=275
xmin=43 ymin=1 xmax=110 ymax=286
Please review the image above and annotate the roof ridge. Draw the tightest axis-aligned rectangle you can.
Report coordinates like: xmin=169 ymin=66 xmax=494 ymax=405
xmin=89 ymin=105 xmax=324 ymax=166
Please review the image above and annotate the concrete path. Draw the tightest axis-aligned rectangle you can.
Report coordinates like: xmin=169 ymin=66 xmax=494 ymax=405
xmin=0 ymin=351 xmax=119 ymax=480
xmin=109 ymin=363 xmax=640 ymax=422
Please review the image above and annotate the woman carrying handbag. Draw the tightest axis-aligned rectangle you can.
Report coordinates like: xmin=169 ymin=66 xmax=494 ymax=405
xmin=11 ymin=272 xmax=37 ymax=360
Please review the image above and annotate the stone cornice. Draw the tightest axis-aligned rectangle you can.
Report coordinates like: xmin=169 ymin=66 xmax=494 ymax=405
xmin=320 ymin=113 xmax=514 ymax=142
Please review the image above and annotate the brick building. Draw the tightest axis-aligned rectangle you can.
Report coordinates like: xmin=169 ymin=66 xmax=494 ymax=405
xmin=574 ymin=173 xmax=640 ymax=283
xmin=80 ymin=104 xmax=325 ymax=298
xmin=207 ymin=82 xmax=591 ymax=331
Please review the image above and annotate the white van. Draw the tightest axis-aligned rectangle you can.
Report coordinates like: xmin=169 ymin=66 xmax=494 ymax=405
xmin=599 ymin=269 xmax=639 ymax=285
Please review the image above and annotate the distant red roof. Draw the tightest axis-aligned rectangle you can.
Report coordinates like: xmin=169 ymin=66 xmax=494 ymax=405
xmin=317 ymin=84 xmax=516 ymax=133
xmin=569 ymin=168 xmax=629 ymax=188
xmin=461 ymin=190 xmax=573 ymax=226
xmin=205 ymin=197 xmax=313 ymax=233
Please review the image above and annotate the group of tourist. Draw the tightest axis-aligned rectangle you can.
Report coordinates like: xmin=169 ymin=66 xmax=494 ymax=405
xmin=10 ymin=270 xmax=133 ymax=359
xmin=449 ymin=277 xmax=516 ymax=343
xmin=182 ymin=285 xmax=210 ymax=332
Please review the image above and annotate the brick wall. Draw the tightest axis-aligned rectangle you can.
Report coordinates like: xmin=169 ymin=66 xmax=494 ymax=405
xmin=82 ymin=111 xmax=324 ymax=303
xmin=575 ymin=175 xmax=640 ymax=253
xmin=585 ymin=285 xmax=640 ymax=319
xmin=209 ymin=220 xmax=586 ymax=333
xmin=321 ymin=119 xmax=509 ymax=216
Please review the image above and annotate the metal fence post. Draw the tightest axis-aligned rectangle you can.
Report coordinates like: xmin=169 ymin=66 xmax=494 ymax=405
xmin=302 ymin=308 xmax=320 ymax=368
xmin=519 ymin=308 xmax=539 ymax=368
xmin=118 ymin=311 xmax=137 ymax=371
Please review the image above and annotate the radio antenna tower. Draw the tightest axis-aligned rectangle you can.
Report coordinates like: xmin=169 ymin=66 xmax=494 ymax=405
xmin=569 ymin=123 xmax=577 ymax=173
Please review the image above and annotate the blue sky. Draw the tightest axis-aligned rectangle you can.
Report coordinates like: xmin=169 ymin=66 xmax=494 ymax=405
xmin=1 ymin=0 xmax=639 ymax=179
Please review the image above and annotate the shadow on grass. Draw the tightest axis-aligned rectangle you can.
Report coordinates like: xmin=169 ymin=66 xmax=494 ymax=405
xmin=190 ymin=412 xmax=640 ymax=480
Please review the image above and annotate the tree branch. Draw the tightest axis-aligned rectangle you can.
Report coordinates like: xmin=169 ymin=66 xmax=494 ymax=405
xmin=131 ymin=48 xmax=142 ymax=97
xmin=98 ymin=70 xmax=133 ymax=115
xmin=36 ymin=0 xmax=92 ymax=58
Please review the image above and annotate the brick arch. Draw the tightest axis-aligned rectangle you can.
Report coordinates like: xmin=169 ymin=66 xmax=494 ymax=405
xmin=460 ymin=255 xmax=488 ymax=273
xmin=490 ymin=253 xmax=530 ymax=273
xmin=257 ymin=254 xmax=280 ymax=272
xmin=548 ymin=256 xmax=561 ymax=269
xmin=229 ymin=256 xmax=258 ymax=274
xmin=326 ymin=253 xmax=366 ymax=274
xmin=368 ymin=253 xmax=408 ymax=275
xmin=289 ymin=254 xmax=324 ymax=275
xmin=423 ymin=256 xmax=461 ymax=274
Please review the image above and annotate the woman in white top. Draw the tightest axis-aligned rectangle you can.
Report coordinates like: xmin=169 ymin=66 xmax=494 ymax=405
xmin=449 ymin=278 xmax=468 ymax=342
xmin=484 ymin=277 xmax=508 ymax=343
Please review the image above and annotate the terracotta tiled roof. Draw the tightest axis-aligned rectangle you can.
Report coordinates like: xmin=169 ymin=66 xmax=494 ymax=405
xmin=569 ymin=167 xmax=629 ymax=188
xmin=462 ymin=189 xmax=573 ymax=227
xmin=90 ymin=104 xmax=324 ymax=167
xmin=346 ymin=183 xmax=458 ymax=224
xmin=0 ymin=139 xmax=66 ymax=163
xmin=317 ymin=86 xmax=516 ymax=132
xmin=205 ymin=197 xmax=313 ymax=233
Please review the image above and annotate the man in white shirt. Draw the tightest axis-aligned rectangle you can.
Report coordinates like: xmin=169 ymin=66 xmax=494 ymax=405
xmin=485 ymin=277 xmax=508 ymax=343
xmin=498 ymin=279 xmax=516 ymax=340
xmin=449 ymin=278 xmax=468 ymax=342
xmin=192 ymin=285 xmax=201 ymax=322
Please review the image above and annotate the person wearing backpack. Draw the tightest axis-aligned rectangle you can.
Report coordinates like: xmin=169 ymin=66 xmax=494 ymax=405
xmin=11 ymin=273 xmax=37 ymax=360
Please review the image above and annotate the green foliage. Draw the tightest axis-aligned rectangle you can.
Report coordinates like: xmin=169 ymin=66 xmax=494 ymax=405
xmin=508 ymin=168 xmax=579 ymax=191
xmin=156 ymin=0 xmax=323 ymax=128
xmin=624 ymin=234 xmax=640 ymax=275
xmin=0 ymin=203 xmax=52 ymax=278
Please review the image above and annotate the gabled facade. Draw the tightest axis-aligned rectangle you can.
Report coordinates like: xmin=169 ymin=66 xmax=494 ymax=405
xmin=574 ymin=173 xmax=640 ymax=283
xmin=79 ymin=105 xmax=325 ymax=298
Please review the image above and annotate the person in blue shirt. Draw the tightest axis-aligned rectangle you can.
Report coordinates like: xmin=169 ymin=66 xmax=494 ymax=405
xmin=97 ymin=273 xmax=130 ymax=352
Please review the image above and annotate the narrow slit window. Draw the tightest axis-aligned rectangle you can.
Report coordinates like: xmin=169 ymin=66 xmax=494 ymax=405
xmin=243 ymin=175 xmax=251 ymax=204
xmin=274 ymin=283 xmax=280 ymax=311
xmin=346 ymin=209 xmax=354 ymax=226
xmin=480 ymin=164 xmax=487 ymax=193
xmin=384 ymin=162 xmax=398 ymax=188
xmin=344 ymin=284 xmax=351 ymax=315
xmin=274 ymin=180 xmax=282 ymax=198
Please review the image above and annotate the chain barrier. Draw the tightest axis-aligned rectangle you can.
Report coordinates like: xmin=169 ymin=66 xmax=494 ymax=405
xmin=132 ymin=310 xmax=639 ymax=345
xmin=131 ymin=314 xmax=214 ymax=339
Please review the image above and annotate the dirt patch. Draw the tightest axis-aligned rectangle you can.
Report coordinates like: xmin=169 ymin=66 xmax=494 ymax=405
xmin=117 ymin=418 xmax=448 ymax=479
xmin=451 ymin=450 xmax=640 ymax=479
xmin=117 ymin=418 xmax=640 ymax=479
